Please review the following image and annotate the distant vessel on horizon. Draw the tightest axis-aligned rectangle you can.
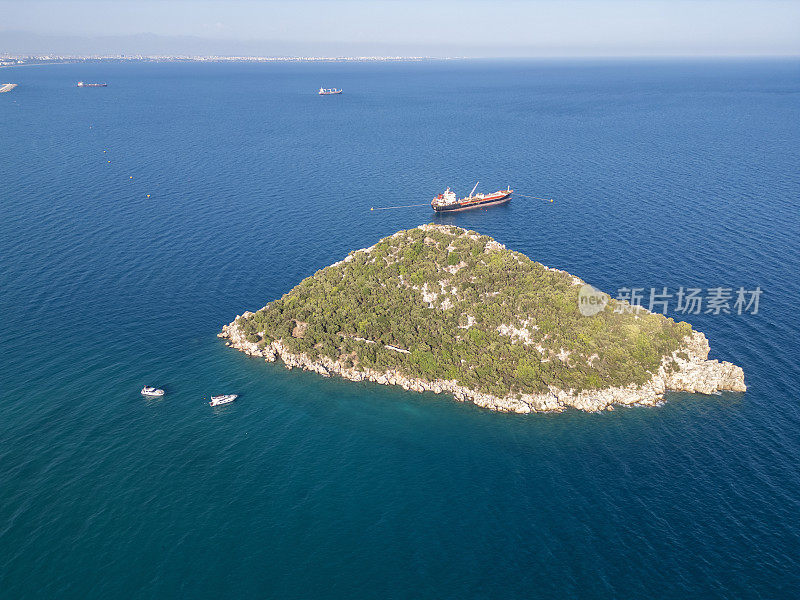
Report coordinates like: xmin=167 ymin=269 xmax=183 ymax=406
xmin=432 ymin=182 xmax=513 ymax=212
xmin=77 ymin=81 xmax=107 ymax=88
xmin=318 ymin=87 xmax=342 ymax=95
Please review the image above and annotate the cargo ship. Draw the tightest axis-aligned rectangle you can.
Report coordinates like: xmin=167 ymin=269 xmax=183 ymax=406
xmin=318 ymin=87 xmax=342 ymax=95
xmin=431 ymin=182 xmax=512 ymax=212
xmin=77 ymin=81 xmax=107 ymax=87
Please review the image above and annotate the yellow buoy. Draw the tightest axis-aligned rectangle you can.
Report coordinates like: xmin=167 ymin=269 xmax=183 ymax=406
xmin=129 ymin=176 xmax=133 ymax=179
xmin=147 ymin=194 xmax=150 ymax=198
xmin=370 ymin=207 xmax=374 ymax=211
xmin=107 ymin=160 xmax=111 ymax=163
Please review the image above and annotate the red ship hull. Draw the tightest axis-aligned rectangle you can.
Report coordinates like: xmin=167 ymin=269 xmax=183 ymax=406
xmin=432 ymin=190 xmax=512 ymax=212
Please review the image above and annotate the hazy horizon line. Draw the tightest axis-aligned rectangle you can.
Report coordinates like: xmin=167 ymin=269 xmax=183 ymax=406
xmin=3 ymin=52 xmax=799 ymax=61
xmin=3 ymin=29 xmax=798 ymax=59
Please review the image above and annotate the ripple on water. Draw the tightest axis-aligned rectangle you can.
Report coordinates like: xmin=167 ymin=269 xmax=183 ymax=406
xmin=0 ymin=59 xmax=799 ymax=599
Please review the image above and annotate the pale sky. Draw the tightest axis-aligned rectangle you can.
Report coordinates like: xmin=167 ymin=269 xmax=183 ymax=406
xmin=2 ymin=0 xmax=799 ymax=56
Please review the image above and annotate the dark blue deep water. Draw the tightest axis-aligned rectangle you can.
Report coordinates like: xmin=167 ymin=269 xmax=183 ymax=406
xmin=1 ymin=60 xmax=799 ymax=598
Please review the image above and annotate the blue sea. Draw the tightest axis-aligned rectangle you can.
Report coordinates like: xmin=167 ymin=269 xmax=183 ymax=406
xmin=1 ymin=59 xmax=799 ymax=598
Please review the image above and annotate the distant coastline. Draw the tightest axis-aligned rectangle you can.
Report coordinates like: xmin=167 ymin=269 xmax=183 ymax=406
xmin=0 ymin=55 xmax=447 ymax=69
xmin=0 ymin=61 xmax=72 ymax=70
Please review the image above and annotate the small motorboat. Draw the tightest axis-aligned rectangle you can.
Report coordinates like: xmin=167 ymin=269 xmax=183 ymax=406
xmin=209 ymin=394 xmax=238 ymax=407
xmin=141 ymin=386 xmax=165 ymax=397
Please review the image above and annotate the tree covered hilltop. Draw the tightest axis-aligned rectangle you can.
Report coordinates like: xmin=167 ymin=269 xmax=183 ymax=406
xmin=221 ymin=224 xmax=745 ymax=413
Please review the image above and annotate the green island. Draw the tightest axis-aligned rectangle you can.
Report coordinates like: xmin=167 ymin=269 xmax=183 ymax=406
xmin=221 ymin=224 xmax=745 ymax=412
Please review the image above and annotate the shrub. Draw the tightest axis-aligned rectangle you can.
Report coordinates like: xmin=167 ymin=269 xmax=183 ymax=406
xmin=234 ymin=226 xmax=692 ymax=396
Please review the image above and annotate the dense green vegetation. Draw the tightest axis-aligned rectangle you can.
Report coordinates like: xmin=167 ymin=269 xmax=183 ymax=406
xmin=237 ymin=225 xmax=692 ymax=397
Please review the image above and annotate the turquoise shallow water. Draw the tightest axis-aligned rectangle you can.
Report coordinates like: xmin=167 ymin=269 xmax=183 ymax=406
xmin=1 ymin=59 xmax=799 ymax=598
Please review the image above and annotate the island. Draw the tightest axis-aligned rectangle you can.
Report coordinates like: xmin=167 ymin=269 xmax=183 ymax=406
xmin=220 ymin=224 xmax=745 ymax=413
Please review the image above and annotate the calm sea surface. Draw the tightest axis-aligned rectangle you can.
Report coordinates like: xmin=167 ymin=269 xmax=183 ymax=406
xmin=1 ymin=59 xmax=799 ymax=598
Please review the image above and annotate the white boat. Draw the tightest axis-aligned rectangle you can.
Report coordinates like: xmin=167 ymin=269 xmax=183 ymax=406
xmin=318 ymin=87 xmax=342 ymax=95
xmin=209 ymin=394 xmax=238 ymax=407
xmin=141 ymin=386 xmax=165 ymax=397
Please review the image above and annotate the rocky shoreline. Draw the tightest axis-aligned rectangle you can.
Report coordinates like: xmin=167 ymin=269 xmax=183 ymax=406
xmin=219 ymin=315 xmax=745 ymax=413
